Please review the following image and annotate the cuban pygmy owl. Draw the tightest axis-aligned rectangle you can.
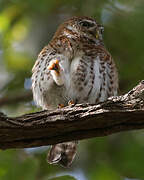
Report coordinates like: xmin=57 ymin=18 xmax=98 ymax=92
xmin=31 ymin=16 xmax=118 ymax=167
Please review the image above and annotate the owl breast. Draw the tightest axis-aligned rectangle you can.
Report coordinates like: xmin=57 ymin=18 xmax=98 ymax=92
xmin=66 ymin=54 xmax=117 ymax=104
xmin=32 ymin=50 xmax=118 ymax=109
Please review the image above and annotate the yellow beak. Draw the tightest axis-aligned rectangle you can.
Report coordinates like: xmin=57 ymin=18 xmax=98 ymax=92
xmin=96 ymin=32 xmax=99 ymax=39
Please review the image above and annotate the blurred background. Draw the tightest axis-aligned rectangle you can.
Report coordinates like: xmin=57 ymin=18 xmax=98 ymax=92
xmin=0 ymin=0 xmax=144 ymax=179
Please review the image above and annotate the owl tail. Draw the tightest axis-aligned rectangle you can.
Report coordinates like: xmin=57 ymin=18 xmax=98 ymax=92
xmin=47 ymin=141 xmax=78 ymax=168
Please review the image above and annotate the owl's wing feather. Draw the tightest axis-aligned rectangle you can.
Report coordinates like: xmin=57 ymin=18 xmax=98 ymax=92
xmin=47 ymin=141 xmax=78 ymax=168
xmin=31 ymin=46 xmax=66 ymax=109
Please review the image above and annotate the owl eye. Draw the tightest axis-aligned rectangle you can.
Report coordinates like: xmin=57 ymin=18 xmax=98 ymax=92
xmin=79 ymin=21 xmax=94 ymax=28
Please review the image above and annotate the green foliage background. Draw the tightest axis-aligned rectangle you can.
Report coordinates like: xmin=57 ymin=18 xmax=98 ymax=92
xmin=0 ymin=0 xmax=144 ymax=179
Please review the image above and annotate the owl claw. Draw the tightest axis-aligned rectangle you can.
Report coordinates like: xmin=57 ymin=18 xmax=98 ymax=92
xmin=48 ymin=59 xmax=64 ymax=86
xmin=58 ymin=104 xmax=65 ymax=108
xmin=48 ymin=59 xmax=60 ymax=74
xmin=68 ymin=100 xmax=75 ymax=106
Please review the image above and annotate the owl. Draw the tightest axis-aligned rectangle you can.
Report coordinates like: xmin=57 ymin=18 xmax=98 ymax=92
xmin=31 ymin=16 xmax=118 ymax=167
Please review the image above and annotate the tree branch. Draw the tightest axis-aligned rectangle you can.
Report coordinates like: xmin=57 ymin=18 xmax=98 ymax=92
xmin=0 ymin=81 xmax=144 ymax=150
xmin=0 ymin=90 xmax=32 ymax=107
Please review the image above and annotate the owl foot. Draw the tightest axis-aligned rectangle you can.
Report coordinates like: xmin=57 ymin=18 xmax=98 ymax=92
xmin=58 ymin=104 xmax=65 ymax=109
xmin=48 ymin=59 xmax=64 ymax=86
xmin=48 ymin=59 xmax=60 ymax=74
xmin=68 ymin=100 xmax=75 ymax=107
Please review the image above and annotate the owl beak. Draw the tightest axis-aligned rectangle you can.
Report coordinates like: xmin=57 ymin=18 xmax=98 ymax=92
xmin=96 ymin=31 xmax=99 ymax=39
xmin=89 ymin=26 xmax=99 ymax=39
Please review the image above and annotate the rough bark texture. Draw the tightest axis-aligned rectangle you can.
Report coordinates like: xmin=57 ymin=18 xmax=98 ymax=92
xmin=0 ymin=81 xmax=144 ymax=150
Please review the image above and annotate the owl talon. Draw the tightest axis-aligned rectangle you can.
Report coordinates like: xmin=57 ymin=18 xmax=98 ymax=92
xmin=58 ymin=104 xmax=65 ymax=108
xmin=48 ymin=59 xmax=64 ymax=86
xmin=48 ymin=59 xmax=60 ymax=74
xmin=68 ymin=100 xmax=75 ymax=106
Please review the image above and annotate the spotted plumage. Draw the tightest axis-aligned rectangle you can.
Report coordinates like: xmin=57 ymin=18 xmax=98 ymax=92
xmin=31 ymin=16 xmax=118 ymax=167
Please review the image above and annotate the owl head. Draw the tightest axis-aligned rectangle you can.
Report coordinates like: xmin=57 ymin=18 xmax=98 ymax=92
xmin=53 ymin=16 xmax=104 ymax=44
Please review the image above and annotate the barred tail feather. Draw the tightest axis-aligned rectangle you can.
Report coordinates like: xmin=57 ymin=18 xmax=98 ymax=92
xmin=47 ymin=141 xmax=78 ymax=168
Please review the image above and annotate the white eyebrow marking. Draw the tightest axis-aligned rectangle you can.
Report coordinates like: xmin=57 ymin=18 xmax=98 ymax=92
xmin=80 ymin=19 xmax=95 ymax=25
